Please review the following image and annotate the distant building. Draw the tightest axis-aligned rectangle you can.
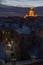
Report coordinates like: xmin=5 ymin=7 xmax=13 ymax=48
xmin=24 ymin=8 xmax=38 ymax=19
xmin=14 ymin=25 xmax=33 ymax=60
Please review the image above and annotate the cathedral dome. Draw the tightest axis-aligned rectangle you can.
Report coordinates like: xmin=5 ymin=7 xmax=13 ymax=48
xmin=24 ymin=8 xmax=38 ymax=19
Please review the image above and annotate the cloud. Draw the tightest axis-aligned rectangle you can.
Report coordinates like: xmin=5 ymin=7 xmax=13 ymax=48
xmin=14 ymin=0 xmax=19 ymax=1
xmin=1 ymin=0 xmax=43 ymax=7
xmin=0 ymin=0 xmax=3 ymax=2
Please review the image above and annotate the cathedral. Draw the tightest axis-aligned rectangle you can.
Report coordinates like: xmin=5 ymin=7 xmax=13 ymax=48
xmin=24 ymin=8 xmax=38 ymax=19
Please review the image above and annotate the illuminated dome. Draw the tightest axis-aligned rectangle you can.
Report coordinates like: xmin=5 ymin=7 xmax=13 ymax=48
xmin=24 ymin=8 xmax=38 ymax=19
xmin=29 ymin=8 xmax=35 ymax=17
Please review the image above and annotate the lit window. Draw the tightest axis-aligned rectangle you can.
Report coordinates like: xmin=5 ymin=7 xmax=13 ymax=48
xmin=11 ymin=40 xmax=14 ymax=44
xmin=7 ymin=43 xmax=11 ymax=47
xmin=8 ymin=42 xmax=11 ymax=47
xmin=6 ymin=38 xmax=8 ymax=41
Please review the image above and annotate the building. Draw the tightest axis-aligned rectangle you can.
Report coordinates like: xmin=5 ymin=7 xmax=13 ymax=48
xmin=24 ymin=8 xmax=38 ymax=19
xmin=14 ymin=25 xmax=33 ymax=60
xmin=0 ymin=15 xmax=43 ymax=63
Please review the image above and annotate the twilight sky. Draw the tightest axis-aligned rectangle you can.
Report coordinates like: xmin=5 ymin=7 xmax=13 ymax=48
xmin=0 ymin=0 xmax=43 ymax=7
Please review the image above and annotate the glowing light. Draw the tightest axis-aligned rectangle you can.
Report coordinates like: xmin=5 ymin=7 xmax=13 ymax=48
xmin=11 ymin=40 xmax=14 ymax=44
xmin=35 ymin=14 xmax=38 ymax=17
xmin=2 ymin=30 xmax=5 ymax=34
xmin=29 ymin=8 xmax=35 ymax=17
xmin=6 ymin=38 xmax=8 ymax=41
xmin=24 ymin=16 xmax=26 ymax=19
xmin=7 ymin=43 xmax=11 ymax=47
xmin=24 ymin=7 xmax=38 ymax=19
xmin=8 ymin=42 xmax=11 ymax=47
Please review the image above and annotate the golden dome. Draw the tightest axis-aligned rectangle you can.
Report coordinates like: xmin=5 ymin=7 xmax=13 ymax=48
xmin=29 ymin=8 xmax=35 ymax=17
xmin=24 ymin=8 xmax=38 ymax=19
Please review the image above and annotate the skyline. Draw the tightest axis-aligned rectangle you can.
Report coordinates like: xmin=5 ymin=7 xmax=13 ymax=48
xmin=0 ymin=0 xmax=43 ymax=7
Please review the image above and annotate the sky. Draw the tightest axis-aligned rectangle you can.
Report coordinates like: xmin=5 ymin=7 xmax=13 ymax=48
xmin=0 ymin=0 xmax=43 ymax=7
